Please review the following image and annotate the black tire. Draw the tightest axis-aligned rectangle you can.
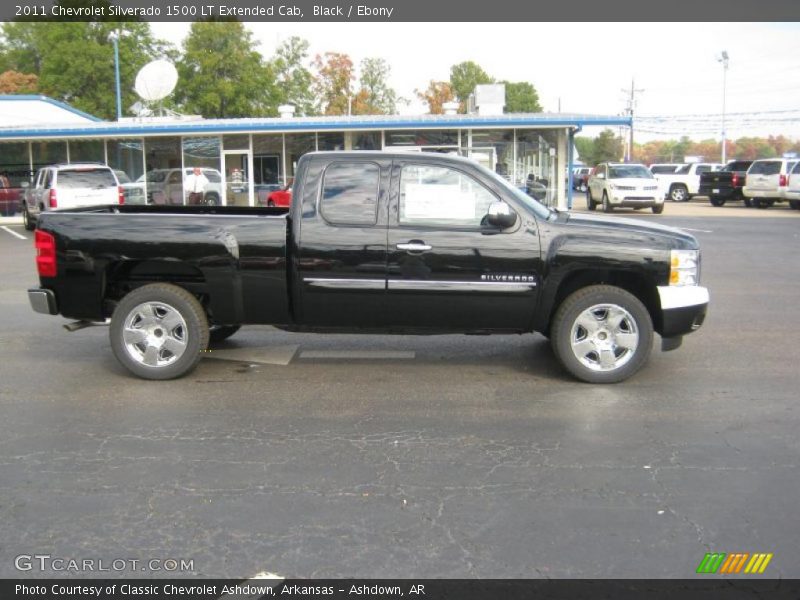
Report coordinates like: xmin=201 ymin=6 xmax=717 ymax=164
xmin=110 ymin=283 xmax=209 ymax=380
xmin=755 ymin=199 xmax=772 ymax=209
xmin=551 ymin=285 xmax=653 ymax=384
xmin=652 ymin=203 xmax=664 ymax=214
xmin=743 ymin=198 xmax=752 ymax=208
xmin=22 ymin=207 xmax=35 ymax=231
xmin=789 ymin=200 xmax=800 ymax=210
xmin=709 ymin=196 xmax=726 ymax=207
xmin=602 ymin=192 xmax=613 ymax=213
xmin=205 ymin=194 xmax=220 ymax=206
xmin=209 ymin=324 xmax=241 ymax=344
xmin=267 ymin=200 xmax=275 ymax=207
xmin=586 ymin=189 xmax=597 ymax=211
xmin=751 ymin=198 xmax=762 ymax=209
xmin=669 ymin=184 xmax=688 ymax=202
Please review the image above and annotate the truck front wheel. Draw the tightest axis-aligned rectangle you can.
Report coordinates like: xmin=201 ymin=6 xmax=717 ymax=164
xmin=551 ymin=285 xmax=653 ymax=384
xmin=110 ymin=283 xmax=210 ymax=380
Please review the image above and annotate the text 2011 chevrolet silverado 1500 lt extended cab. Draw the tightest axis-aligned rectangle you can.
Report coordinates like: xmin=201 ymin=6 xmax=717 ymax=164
xmin=28 ymin=152 xmax=709 ymax=384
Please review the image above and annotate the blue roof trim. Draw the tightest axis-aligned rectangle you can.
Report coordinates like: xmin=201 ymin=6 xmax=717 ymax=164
xmin=0 ymin=111 xmax=631 ymax=140
xmin=0 ymin=94 xmax=103 ymax=122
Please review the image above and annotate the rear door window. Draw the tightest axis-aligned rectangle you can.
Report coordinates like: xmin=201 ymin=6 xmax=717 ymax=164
xmin=57 ymin=169 xmax=117 ymax=189
xmin=320 ymin=162 xmax=380 ymax=225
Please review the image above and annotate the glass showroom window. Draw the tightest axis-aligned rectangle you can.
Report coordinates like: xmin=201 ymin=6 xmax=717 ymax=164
xmin=32 ymin=141 xmax=67 ymax=171
xmin=0 ymin=142 xmax=31 ymax=186
xmin=68 ymin=140 xmax=104 ymax=163
xmin=285 ymin=133 xmax=316 ymax=180
xmin=107 ymin=139 xmax=144 ymax=183
xmin=470 ymin=129 xmax=514 ymax=180
xmin=183 ymin=137 xmax=222 ymax=206
xmin=144 ymin=137 xmax=182 ymax=205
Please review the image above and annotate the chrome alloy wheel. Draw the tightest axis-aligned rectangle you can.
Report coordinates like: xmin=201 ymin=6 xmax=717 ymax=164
xmin=122 ymin=301 xmax=188 ymax=368
xmin=570 ymin=303 xmax=640 ymax=372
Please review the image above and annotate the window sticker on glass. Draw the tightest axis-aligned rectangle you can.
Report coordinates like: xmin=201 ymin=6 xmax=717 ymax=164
xmin=403 ymin=183 xmax=476 ymax=221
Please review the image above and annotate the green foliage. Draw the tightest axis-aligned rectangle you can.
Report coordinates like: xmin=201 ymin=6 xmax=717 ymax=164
xmin=270 ymin=36 xmax=317 ymax=117
xmin=311 ymin=52 xmax=354 ymax=116
xmin=502 ymin=81 xmax=541 ymax=113
xmin=449 ymin=61 xmax=493 ymax=106
xmin=352 ymin=57 xmax=397 ymax=115
xmin=579 ymin=129 xmax=625 ymax=165
xmin=0 ymin=21 xmax=170 ymax=119
xmin=175 ymin=21 xmax=279 ymax=119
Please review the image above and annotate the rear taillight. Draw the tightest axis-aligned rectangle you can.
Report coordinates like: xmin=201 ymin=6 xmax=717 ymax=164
xmin=779 ymin=174 xmax=787 ymax=187
xmin=49 ymin=189 xmax=57 ymax=208
xmin=732 ymin=174 xmax=739 ymax=186
xmin=118 ymin=186 xmax=125 ymax=205
xmin=35 ymin=230 xmax=57 ymax=277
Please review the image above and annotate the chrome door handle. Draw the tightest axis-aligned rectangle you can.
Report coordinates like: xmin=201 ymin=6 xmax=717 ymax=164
xmin=397 ymin=242 xmax=432 ymax=252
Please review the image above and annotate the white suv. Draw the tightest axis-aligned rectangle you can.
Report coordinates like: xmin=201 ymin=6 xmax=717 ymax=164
xmin=22 ymin=163 xmax=122 ymax=230
xmin=586 ymin=162 xmax=664 ymax=214
xmin=743 ymin=158 xmax=798 ymax=209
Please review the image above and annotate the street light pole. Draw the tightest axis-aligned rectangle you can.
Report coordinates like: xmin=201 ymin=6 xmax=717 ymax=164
xmin=719 ymin=51 xmax=729 ymax=163
xmin=109 ymin=30 xmax=122 ymax=121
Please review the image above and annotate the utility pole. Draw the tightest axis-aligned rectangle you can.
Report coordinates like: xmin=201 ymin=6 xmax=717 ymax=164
xmin=622 ymin=78 xmax=644 ymax=162
xmin=718 ymin=51 xmax=729 ymax=163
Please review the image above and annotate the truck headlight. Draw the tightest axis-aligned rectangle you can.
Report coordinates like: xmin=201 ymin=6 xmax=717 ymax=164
xmin=670 ymin=249 xmax=700 ymax=286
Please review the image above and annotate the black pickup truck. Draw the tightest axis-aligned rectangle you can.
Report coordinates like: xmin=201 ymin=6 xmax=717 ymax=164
xmin=28 ymin=152 xmax=709 ymax=384
xmin=698 ymin=160 xmax=754 ymax=206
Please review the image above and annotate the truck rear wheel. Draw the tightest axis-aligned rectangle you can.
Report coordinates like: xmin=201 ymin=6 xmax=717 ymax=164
xmin=551 ymin=285 xmax=653 ymax=384
xmin=22 ymin=207 xmax=35 ymax=231
xmin=669 ymin=184 xmax=688 ymax=202
xmin=110 ymin=283 xmax=209 ymax=380
xmin=709 ymin=196 xmax=725 ymax=207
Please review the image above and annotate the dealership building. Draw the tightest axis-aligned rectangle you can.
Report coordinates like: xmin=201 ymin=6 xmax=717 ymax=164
xmin=0 ymin=93 xmax=631 ymax=211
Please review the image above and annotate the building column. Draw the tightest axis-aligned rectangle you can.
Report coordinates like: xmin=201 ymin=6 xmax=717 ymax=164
xmin=556 ymin=129 xmax=568 ymax=210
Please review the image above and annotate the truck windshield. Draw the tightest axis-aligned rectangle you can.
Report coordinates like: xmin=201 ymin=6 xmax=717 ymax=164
xmin=477 ymin=163 xmax=553 ymax=220
xmin=609 ymin=165 xmax=653 ymax=179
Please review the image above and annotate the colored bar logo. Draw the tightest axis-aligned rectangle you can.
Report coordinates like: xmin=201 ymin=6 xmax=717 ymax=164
xmin=696 ymin=552 xmax=773 ymax=574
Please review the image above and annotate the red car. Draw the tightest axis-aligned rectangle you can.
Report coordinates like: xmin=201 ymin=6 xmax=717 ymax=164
xmin=265 ymin=182 xmax=292 ymax=207
xmin=0 ymin=175 xmax=22 ymax=216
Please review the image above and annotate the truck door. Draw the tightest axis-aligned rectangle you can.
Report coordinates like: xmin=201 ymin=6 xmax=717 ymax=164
xmin=294 ymin=157 xmax=391 ymax=327
xmin=385 ymin=158 xmax=541 ymax=331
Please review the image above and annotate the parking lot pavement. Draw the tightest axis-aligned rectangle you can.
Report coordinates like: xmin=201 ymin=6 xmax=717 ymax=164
xmin=568 ymin=194 xmax=800 ymax=218
xmin=0 ymin=214 xmax=798 ymax=579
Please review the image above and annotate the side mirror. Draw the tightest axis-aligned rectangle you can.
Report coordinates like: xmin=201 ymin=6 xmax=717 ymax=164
xmin=486 ymin=201 xmax=517 ymax=229
xmin=596 ymin=173 xmax=605 ymax=180
xmin=20 ymin=181 xmax=29 ymax=188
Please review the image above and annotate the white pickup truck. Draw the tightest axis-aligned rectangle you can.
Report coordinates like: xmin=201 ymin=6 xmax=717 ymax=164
xmin=655 ymin=163 xmax=723 ymax=202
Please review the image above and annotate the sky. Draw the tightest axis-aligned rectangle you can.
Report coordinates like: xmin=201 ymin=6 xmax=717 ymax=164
xmin=150 ymin=22 xmax=800 ymax=142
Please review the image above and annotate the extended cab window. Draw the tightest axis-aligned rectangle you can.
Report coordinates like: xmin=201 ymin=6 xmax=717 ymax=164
xmin=320 ymin=162 xmax=379 ymax=225
xmin=399 ymin=164 xmax=496 ymax=228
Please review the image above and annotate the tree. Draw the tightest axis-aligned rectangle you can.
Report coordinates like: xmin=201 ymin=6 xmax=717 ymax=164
xmin=0 ymin=21 xmax=170 ymax=119
xmin=312 ymin=52 xmax=354 ymax=116
xmin=592 ymin=129 xmax=625 ymax=163
xmin=352 ymin=57 xmax=397 ymax=115
xmin=502 ymin=81 xmax=541 ymax=113
xmin=0 ymin=70 xmax=38 ymax=94
xmin=574 ymin=137 xmax=596 ymax=165
xmin=270 ymin=36 xmax=316 ymax=117
xmin=176 ymin=21 xmax=279 ymax=118
xmin=415 ymin=80 xmax=455 ymax=115
xmin=449 ymin=61 xmax=493 ymax=108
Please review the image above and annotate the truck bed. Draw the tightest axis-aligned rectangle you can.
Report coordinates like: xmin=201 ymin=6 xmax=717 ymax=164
xmin=37 ymin=205 xmax=291 ymax=325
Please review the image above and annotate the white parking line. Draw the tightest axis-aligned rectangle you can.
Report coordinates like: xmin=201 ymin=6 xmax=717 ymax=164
xmin=1 ymin=226 xmax=26 ymax=240
xmin=680 ymin=227 xmax=713 ymax=233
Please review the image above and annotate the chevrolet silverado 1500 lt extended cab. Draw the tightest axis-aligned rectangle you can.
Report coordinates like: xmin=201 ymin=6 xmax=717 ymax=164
xmin=28 ymin=152 xmax=709 ymax=384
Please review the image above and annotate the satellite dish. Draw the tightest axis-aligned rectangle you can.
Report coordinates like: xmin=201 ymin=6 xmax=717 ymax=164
xmin=134 ymin=60 xmax=178 ymax=102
